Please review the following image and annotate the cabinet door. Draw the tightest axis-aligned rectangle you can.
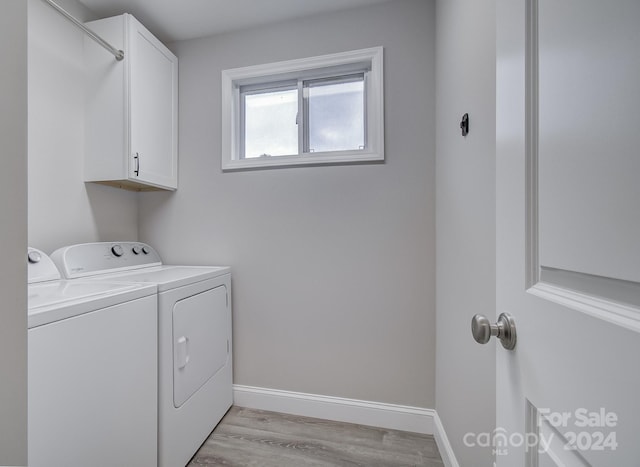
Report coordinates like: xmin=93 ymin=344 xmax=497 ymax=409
xmin=129 ymin=16 xmax=178 ymax=190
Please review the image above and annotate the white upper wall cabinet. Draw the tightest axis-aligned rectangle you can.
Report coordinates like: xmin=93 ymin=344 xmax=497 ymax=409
xmin=84 ymin=14 xmax=178 ymax=191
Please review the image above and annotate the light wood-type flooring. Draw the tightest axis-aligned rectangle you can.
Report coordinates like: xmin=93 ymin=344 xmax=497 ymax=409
xmin=188 ymin=406 xmax=445 ymax=466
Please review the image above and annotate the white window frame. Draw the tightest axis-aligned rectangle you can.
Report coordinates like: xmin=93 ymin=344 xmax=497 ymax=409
xmin=221 ymin=47 xmax=384 ymax=171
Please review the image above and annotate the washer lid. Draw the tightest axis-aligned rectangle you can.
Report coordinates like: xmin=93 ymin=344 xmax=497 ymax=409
xmin=28 ymin=280 xmax=157 ymax=328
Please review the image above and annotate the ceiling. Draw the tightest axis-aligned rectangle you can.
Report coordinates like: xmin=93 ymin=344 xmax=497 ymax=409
xmin=77 ymin=0 xmax=395 ymax=43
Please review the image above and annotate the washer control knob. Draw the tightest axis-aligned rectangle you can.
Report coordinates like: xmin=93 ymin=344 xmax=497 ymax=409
xmin=111 ymin=245 xmax=124 ymax=257
xmin=132 ymin=245 xmax=141 ymax=255
xmin=28 ymin=250 xmax=42 ymax=263
xmin=142 ymin=246 xmax=150 ymax=254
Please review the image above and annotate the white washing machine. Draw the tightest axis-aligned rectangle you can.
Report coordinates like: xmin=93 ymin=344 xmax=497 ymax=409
xmin=51 ymin=242 xmax=233 ymax=467
xmin=27 ymin=247 xmax=158 ymax=467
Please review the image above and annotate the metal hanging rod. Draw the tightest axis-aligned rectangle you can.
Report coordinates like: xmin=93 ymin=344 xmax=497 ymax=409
xmin=42 ymin=0 xmax=124 ymax=61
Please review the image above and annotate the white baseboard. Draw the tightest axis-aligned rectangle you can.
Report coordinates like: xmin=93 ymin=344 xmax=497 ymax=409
xmin=433 ymin=412 xmax=460 ymax=467
xmin=233 ymin=384 xmax=435 ymax=435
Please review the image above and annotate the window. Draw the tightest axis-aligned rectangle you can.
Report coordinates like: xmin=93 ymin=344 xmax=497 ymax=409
xmin=222 ymin=47 xmax=383 ymax=170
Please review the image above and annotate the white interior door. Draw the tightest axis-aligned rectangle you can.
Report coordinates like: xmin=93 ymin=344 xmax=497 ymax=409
xmin=496 ymin=0 xmax=640 ymax=465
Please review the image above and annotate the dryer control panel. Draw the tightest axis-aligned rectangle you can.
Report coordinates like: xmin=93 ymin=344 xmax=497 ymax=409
xmin=51 ymin=242 xmax=162 ymax=279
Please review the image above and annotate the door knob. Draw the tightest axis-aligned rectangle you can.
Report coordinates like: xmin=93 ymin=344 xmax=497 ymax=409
xmin=471 ymin=313 xmax=517 ymax=350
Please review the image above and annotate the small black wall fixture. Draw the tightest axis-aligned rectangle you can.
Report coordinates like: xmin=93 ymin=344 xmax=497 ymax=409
xmin=460 ymin=113 xmax=469 ymax=137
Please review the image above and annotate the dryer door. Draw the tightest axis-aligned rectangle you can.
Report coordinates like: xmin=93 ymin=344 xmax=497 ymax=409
xmin=172 ymin=285 xmax=228 ymax=408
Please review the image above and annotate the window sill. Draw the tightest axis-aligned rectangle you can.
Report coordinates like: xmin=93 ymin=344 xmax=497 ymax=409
xmin=221 ymin=149 xmax=384 ymax=171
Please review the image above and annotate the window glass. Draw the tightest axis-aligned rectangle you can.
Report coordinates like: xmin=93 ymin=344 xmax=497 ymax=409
xmin=305 ymin=75 xmax=365 ymax=153
xmin=243 ymin=88 xmax=298 ymax=158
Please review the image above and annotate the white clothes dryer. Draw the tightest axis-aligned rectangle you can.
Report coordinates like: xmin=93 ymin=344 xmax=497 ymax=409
xmin=27 ymin=248 xmax=158 ymax=467
xmin=52 ymin=242 xmax=233 ymax=467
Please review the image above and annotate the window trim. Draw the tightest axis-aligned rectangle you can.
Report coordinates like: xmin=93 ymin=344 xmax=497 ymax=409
xmin=221 ymin=47 xmax=384 ymax=171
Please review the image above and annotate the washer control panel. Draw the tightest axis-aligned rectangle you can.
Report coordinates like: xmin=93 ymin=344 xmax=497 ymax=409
xmin=27 ymin=247 xmax=62 ymax=283
xmin=51 ymin=242 xmax=162 ymax=279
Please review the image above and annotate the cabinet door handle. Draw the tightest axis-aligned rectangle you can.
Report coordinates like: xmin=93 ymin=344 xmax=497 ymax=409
xmin=134 ymin=152 xmax=140 ymax=176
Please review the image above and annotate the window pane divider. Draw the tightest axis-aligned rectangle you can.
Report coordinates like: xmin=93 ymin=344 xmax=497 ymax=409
xmin=297 ymin=79 xmax=304 ymax=156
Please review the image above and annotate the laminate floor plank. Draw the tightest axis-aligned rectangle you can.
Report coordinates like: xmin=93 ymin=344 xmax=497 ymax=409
xmin=189 ymin=406 xmax=444 ymax=467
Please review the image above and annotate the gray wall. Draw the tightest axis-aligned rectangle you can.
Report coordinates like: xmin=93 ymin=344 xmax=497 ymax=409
xmin=0 ymin=1 xmax=28 ymax=464
xmin=28 ymin=0 xmax=138 ymax=254
xmin=435 ymin=0 xmax=496 ymax=465
xmin=140 ymin=0 xmax=437 ymax=407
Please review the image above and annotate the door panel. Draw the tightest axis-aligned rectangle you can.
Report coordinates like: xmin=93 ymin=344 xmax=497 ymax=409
xmin=536 ymin=416 xmax=590 ymax=467
xmin=496 ymin=0 xmax=640 ymax=466
xmin=173 ymin=285 xmax=229 ymax=408
xmin=537 ymin=0 xmax=640 ymax=284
